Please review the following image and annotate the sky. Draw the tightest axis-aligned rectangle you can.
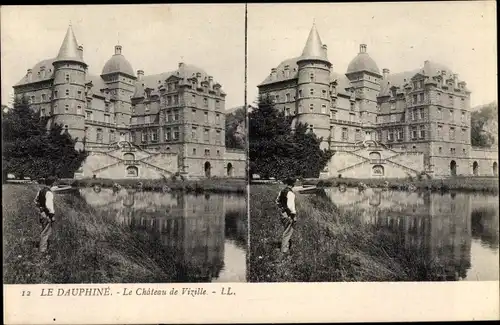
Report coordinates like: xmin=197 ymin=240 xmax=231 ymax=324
xmin=1 ymin=4 xmax=245 ymax=109
xmin=248 ymin=2 xmax=497 ymax=108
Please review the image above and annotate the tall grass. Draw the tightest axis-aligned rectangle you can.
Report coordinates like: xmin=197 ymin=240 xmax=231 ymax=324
xmin=3 ymin=184 xmax=182 ymax=284
xmin=249 ymin=185 xmax=460 ymax=282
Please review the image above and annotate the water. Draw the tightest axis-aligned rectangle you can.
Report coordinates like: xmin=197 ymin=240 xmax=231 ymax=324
xmin=322 ymin=187 xmax=499 ymax=281
xmin=78 ymin=188 xmax=247 ymax=282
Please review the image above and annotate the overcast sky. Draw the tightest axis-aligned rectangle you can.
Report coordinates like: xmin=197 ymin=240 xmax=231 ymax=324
xmin=1 ymin=4 xmax=245 ymax=109
xmin=248 ymin=2 xmax=497 ymax=108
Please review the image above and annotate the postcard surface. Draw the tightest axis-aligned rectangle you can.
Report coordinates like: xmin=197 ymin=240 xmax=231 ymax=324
xmin=2 ymin=2 xmax=498 ymax=323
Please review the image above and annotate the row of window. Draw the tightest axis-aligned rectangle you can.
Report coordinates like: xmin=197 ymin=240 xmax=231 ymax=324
xmin=438 ymin=147 xmax=467 ymax=156
xmin=328 ymin=127 xmax=361 ymax=142
xmin=28 ymin=88 xmax=86 ymax=104
xmin=436 ymin=107 xmax=467 ymax=123
xmin=85 ymin=111 xmax=113 ymax=124
xmin=192 ymin=148 xmax=221 ymax=157
xmin=436 ymin=92 xmax=466 ymax=108
xmin=411 ymin=92 xmax=425 ymax=105
xmin=412 ymin=80 xmax=425 ymax=90
xmin=436 ymin=125 xmax=467 ymax=142
xmin=92 ymin=128 xmax=116 ymax=143
xmin=129 ymin=127 xmax=223 ymax=144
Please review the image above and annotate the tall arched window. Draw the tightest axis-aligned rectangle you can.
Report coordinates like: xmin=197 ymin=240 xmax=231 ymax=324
xmin=472 ymin=161 xmax=479 ymax=176
xmin=450 ymin=160 xmax=457 ymax=176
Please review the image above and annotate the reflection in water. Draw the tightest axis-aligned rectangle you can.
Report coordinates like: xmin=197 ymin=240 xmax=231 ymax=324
xmin=323 ymin=188 xmax=499 ymax=281
xmin=79 ymin=188 xmax=247 ymax=282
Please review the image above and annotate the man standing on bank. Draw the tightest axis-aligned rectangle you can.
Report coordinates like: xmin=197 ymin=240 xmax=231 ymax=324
xmin=275 ymin=178 xmax=297 ymax=254
xmin=34 ymin=177 xmax=56 ymax=253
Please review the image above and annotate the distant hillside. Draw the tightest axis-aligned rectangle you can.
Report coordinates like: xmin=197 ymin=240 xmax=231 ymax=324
xmin=471 ymin=101 xmax=498 ymax=148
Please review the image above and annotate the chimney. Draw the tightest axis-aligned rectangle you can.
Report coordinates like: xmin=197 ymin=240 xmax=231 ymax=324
xmin=114 ymin=45 xmax=122 ymax=55
xmin=382 ymin=68 xmax=390 ymax=79
xmin=359 ymin=44 xmax=367 ymax=53
xmin=208 ymin=76 xmax=213 ymax=89
xmin=196 ymin=72 xmax=201 ymax=87
xmin=271 ymin=68 xmax=277 ymax=80
xmin=78 ymin=45 xmax=84 ymax=59
xmin=178 ymin=62 xmax=185 ymax=68
xmin=27 ymin=69 xmax=32 ymax=82
xmin=453 ymin=74 xmax=458 ymax=87
xmin=322 ymin=44 xmax=328 ymax=56
xmin=40 ymin=66 xmax=46 ymax=78
xmin=137 ymin=70 xmax=144 ymax=81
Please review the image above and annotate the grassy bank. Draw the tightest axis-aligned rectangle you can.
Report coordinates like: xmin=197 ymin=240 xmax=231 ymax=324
xmin=58 ymin=177 xmax=246 ymax=194
xmin=2 ymin=184 xmax=191 ymax=284
xmin=302 ymin=176 xmax=499 ymax=194
xmin=249 ymin=185 xmax=458 ymax=282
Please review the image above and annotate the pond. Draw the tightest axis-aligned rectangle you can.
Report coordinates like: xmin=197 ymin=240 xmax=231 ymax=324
xmin=78 ymin=188 xmax=247 ymax=282
xmin=322 ymin=187 xmax=499 ymax=281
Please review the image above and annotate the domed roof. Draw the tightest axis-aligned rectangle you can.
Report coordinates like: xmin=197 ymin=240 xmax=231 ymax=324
xmin=346 ymin=44 xmax=380 ymax=75
xmin=101 ymin=45 xmax=135 ymax=77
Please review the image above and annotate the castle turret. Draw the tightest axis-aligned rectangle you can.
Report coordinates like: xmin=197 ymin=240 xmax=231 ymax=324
xmin=345 ymin=44 xmax=382 ymax=125
xmin=50 ymin=24 xmax=87 ymax=151
xmin=295 ymin=23 xmax=332 ymax=149
xmin=101 ymin=44 xmax=137 ymax=128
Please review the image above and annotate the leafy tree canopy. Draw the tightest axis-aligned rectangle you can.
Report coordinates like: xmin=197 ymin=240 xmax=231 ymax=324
xmin=225 ymin=106 xmax=246 ymax=150
xmin=249 ymin=95 xmax=334 ymax=179
xmin=471 ymin=101 xmax=498 ymax=147
xmin=2 ymin=98 xmax=88 ymax=181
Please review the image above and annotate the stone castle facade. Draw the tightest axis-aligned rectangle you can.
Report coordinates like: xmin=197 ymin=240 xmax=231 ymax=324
xmin=258 ymin=24 xmax=498 ymax=178
xmin=13 ymin=25 xmax=245 ymax=179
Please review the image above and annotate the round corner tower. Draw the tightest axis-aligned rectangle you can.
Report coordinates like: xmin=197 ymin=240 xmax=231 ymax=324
xmin=50 ymin=24 xmax=87 ymax=151
xmin=295 ymin=23 xmax=332 ymax=150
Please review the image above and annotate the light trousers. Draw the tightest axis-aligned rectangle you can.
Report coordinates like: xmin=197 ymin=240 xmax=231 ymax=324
xmin=39 ymin=212 xmax=53 ymax=253
xmin=280 ymin=211 xmax=295 ymax=253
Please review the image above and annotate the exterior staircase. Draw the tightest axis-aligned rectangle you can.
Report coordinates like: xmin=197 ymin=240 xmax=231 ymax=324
xmin=337 ymin=153 xmax=420 ymax=175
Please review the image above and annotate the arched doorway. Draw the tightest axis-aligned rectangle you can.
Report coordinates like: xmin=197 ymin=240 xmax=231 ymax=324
xmin=372 ymin=165 xmax=384 ymax=177
xmin=227 ymin=163 xmax=233 ymax=177
xmin=126 ymin=166 xmax=138 ymax=177
xmin=472 ymin=161 xmax=479 ymax=176
xmin=450 ymin=160 xmax=457 ymax=176
xmin=204 ymin=161 xmax=211 ymax=178
xmin=493 ymin=162 xmax=498 ymax=176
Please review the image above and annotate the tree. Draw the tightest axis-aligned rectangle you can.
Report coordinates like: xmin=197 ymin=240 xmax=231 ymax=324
xmin=225 ymin=106 xmax=246 ymax=150
xmin=471 ymin=101 xmax=498 ymax=147
xmin=249 ymin=95 xmax=334 ymax=179
xmin=2 ymin=98 xmax=88 ymax=181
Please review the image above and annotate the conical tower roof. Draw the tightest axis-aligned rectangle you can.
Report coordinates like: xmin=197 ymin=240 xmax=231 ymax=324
xmin=54 ymin=24 xmax=86 ymax=65
xmin=298 ymin=23 xmax=330 ymax=64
